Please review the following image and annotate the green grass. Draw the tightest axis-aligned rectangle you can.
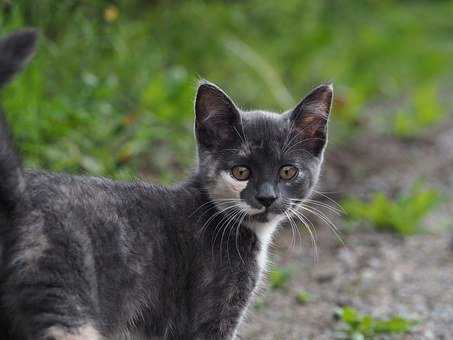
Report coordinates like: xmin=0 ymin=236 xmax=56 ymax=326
xmin=295 ymin=290 xmax=312 ymax=305
xmin=392 ymin=82 xmax=445 ymax=138
xmin=342 ymin=184 xmax=441 ymax=235
xmin=335 ymin=306 xmax=417 ymax=340
xmin=1 ymin=1 xmax=453 ymax=181
xmin=269 ymin=267 xmax=291 ymax=290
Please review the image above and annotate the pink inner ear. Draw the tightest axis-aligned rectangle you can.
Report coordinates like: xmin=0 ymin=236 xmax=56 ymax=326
xmin=289 ymin=111 xmax=328 ymax=156
xmin=299 ymin=114 xmax=328 ymax=138
xmin=291 ymin=84 xmax=332 ymax=140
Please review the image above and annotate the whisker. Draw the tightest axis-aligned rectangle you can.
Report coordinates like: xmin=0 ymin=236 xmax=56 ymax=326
xmin=286 ymin=197 xmax=345 ymax=246
xmin=219 ymin=207 xmax=243 ymax=262
xmin=195 ymin=199 xmax=245 ymax=222
xmin=286 ymin=211 xmax=296 ymax=250
xmin=191 ymin=198 xmax=244 ymax=218
xmin=200 ymin=203 xmax=241 ymax=237
xmin=226 ymin=209 xmax=246 ymax=266
xmin=286 ymin=206 xmax=318 ymax=263
xmin=299 ymin=204 xmax=344 ymax=246
xmin=303 ymin=198 xmax=342 ymax=215
xmin=211 ymin=206 xmax=242 ymax=261
xmin=284 ymin=210 xmax=299 ymax=250
xmin=234 ymin=210 xmax=248 ymax=265
xmin=312 ymin=189 xmax=345 ymax=212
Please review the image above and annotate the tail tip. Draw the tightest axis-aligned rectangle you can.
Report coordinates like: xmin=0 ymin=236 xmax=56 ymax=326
xmin=0 ymin=28 xmax=38 ymax=87
xmin=3 ymin=28 xmax=39 ymax=62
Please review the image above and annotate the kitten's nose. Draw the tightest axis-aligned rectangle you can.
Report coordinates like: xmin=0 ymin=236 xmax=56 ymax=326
xmin=255 ymin=183 xmax=277 ymax=208
xmin=255 ymin=195 xmax=277 ymax=208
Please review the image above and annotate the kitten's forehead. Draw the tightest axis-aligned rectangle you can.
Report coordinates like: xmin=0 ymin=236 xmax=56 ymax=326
xmin=241 ymin=109 xmax=282 ymax=121
xmin=238 ymin=110 xmax=288 ymax=155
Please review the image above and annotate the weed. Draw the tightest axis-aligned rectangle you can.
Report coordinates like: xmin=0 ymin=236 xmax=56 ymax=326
xmin=392 ymin=83 xmax=444 ymax=138
xmin=295 ymin=290 xmax=311 ymax=305
xmin=342 ymin=184 xmax=441 ymax=235
xmin=269 ymin=267 xmax=291 ymax=290
xmin=335 ymin=306 xmax=416 ymax=340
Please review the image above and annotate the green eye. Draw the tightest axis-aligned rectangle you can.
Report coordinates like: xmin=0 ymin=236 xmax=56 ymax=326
xmin=279 ymin=165 xmax=298 ymax=180
xmin=231 ymin=166 xmax=250 ymax=181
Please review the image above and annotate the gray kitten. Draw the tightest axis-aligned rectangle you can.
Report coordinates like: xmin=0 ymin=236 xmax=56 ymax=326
xmin=0 ymin=30 xmax=333 ymax=340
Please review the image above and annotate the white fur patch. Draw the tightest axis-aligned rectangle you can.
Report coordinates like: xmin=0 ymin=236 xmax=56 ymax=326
xmin=210 ymin=171 xmax=268 ymax=217
xmin=247 ymin=215 xmax=284 ymax=272
xmin=232 ymin=215 xmax=284 ymax=339
xmin=46 ymin=324 xmax=102 ymax=340
xmin=211 ymin=171 xmax=248 ymax=200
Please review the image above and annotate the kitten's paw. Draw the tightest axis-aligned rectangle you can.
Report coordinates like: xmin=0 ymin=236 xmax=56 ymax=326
xmin=44 ymin=324 xmax=102 ymax=340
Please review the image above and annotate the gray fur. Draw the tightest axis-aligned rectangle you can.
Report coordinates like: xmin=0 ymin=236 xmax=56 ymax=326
xmin=0 ymin=30 xmax=333 ymax=340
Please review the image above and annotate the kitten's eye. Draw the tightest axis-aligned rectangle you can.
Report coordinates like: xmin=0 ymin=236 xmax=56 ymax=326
xmin=231 ymin=166 xmax=250 ymax=181
xmin=279 ymin=165 xmax=298 ymax=180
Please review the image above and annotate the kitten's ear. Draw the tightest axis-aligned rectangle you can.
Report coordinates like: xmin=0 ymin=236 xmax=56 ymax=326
xmin=289 ymin=83 xmax=333 ymax=156
xmin=195 ymin=81 xmax=240 ymax=148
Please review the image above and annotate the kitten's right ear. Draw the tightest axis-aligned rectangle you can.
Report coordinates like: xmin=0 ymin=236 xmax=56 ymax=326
xmin=195 ymin=81 xmax=240 ymax=148
xmin=289 ymin=83 xmax=333 ymax=156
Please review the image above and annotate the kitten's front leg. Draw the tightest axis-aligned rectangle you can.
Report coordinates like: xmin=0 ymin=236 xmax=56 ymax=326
xmin=188 ymin=303 xmax=247 ymax=340
xmin=188 ymin=229 xmax=259 ymax=340
xmin=190 ymin=325 xmax=240 ymax=340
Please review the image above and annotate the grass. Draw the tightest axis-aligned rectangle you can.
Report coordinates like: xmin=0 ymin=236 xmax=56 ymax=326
xmin=392 ymin=82 xmax=445 ymax=138
xmin=1 ymin=1 xmax=453 ymax=181
xmin=269 ymin=267 xmax=291 ymax=290
xmin=342 ymin=184 xmax=441 ymax=235
xmin=335 ymin=306 xmax=417 ymax=340
xmin=295 ymin=290 xmax=311 ymax=305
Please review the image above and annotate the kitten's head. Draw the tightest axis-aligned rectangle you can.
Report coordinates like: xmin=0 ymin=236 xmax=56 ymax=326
xmin=194 ymin=81 xmax=333 ymax=224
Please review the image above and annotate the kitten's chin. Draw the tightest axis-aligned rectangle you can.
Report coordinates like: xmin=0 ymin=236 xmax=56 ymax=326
xmin=244 ymin=206 xmax=268 ymax=222
xmin=247 ymin=210 xmax=283 ymax=224
xmin=243 ymin=204 xmax=285 ymax=223
xmin=246 ymin=206 xmax=266 ymax=216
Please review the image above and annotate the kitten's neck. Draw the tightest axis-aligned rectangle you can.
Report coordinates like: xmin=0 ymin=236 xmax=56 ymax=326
xmin=246 ymin=215 xmax=284 ymax=271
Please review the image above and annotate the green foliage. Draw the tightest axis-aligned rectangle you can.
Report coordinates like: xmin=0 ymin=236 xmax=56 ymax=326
xmin=392 ymin=83 xmax=444 ymax=138
xmin=269 ymin=267 xmax=291 ymax=290
xmin=343 ymin=185 xmax=441 ymax=235
xmin=1 ymin=1 xmax=453 ymax=180
xmin=335 ymin=306 xmax=416 ymax=340
xmin=295 ymin=290 xmax=311 ymax=305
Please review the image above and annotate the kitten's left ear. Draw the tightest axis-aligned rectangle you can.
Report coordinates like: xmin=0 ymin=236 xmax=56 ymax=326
xmin=289 ymin=83 xmax=333 ymax=156
xmin=195 ymin=81 xmax=240 ymax=149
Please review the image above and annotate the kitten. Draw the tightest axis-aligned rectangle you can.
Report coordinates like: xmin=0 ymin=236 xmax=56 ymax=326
xmin=0 ymin=30 xmax=333 ymax=340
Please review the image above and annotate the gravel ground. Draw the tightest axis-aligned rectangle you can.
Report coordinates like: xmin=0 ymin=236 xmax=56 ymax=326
xmin=240 ymin=119 xmax=453 ymax=339
xmin=240 ymin=228 xmax=453 ymax=340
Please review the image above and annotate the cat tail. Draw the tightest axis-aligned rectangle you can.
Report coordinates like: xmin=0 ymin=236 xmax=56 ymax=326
xmin=0 ymin=29 xmax=37 ymax=88
xmin=0 ymin=29 xmax=37 ymax=212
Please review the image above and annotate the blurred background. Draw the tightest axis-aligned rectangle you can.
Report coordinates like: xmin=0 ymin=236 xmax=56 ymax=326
xmin=1 ymin=1 xmax=453 ymax=339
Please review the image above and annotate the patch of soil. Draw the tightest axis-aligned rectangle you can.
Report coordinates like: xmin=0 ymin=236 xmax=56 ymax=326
xmin=241 ymin=228 xmax=453 ymax=340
